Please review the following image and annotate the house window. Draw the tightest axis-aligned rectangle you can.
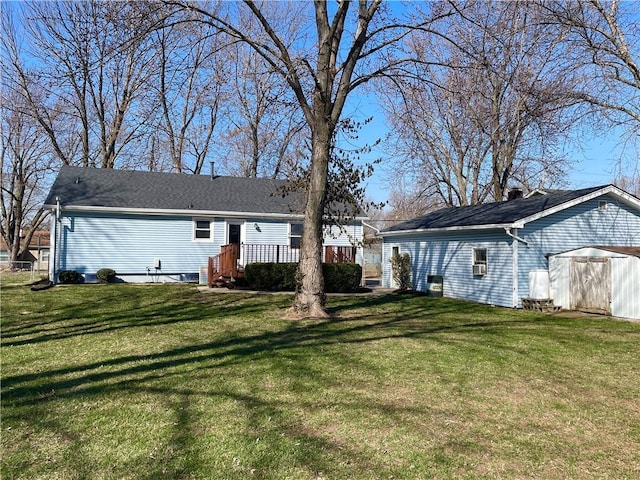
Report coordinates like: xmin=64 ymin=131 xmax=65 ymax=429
xmin=0 ymin=249 xmax=8 ymax=263
xmin=472 ymin=247 xmax=487 ymax=276
xmin=290 ymin=223 xmax=303 ymax=248
xmin=599 ymin=200 xmax=607 ymax=211
xmin=194 ymin=219 xmax=212 ymax=240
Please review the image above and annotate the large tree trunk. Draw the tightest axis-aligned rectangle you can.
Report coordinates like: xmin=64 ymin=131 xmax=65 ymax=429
xmin=293 ymin=119 xmax=331 ymax=317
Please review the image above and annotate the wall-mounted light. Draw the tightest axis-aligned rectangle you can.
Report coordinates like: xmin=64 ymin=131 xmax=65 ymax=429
xmin=254 ymin=223 xmax=261 ymax=232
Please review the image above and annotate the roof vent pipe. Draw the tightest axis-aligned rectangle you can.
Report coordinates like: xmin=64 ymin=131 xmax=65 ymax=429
xmin=210 ymin=161 xmax=215 ymax=179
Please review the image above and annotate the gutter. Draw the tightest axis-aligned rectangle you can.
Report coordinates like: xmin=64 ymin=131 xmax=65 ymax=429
xmin=40 ymin=204 xmax=370 ymax=222
xmin=504 ymin=227 xmax=529 ymax=246
xmin=380 ymin=223 xmax=515 ymax=237
xmin=362 ymin=221 xmax=380 ymax=234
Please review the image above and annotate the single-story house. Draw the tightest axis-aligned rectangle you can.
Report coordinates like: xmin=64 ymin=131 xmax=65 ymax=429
xmin=44 ymin=166 xmax=365 ymax=283
xmin=380 ymin=185 xmax=640 ymax=313
xmin=549 ymin=246 xmax=640 ymax=319
xmin=1 ymin=230 xmax=50 ymax=273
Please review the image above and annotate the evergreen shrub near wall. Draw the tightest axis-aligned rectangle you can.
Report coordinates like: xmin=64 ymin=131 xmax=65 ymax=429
xmin=244 ymin=263 xmax=362 ymax=292
xmin=391 ymin=252 xmax=412 ymax=291
xmin=323 ymin=263 xmax=362 ymax=293
xmin=96 ymin=268 xmax=117 ymax=283
xmin=58 ymin=270 xmax=82 ymax=284
xmin=244 ymin=263 xmax=298 ymax=291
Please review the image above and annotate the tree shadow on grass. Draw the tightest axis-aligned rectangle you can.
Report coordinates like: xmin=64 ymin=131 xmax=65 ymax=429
xmin=2 ymin=289 xmax=572 ymax=479
xmin=1 ymin=287 xmax=291 ymax=347
xmin=2 ymin=295 xmax=542 ymax=407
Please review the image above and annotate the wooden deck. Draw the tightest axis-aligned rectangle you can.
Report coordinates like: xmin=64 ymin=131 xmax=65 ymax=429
xmin=208 ymin=244 xmax=243 ymax=288
xmin=207 ymin=244 xmax=358 ymax=288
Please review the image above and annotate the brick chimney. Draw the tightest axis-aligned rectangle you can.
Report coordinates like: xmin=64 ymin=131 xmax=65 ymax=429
xmin=507 ymin=188 xmax=524 ymax=201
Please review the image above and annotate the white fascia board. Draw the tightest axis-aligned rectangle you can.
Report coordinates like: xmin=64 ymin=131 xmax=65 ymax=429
xmin=44 ymin=204 xmax=369 ymax=222
xmin=518 ymin=185 xmax=640 ymax=225
xmin=380 ymin=223 xmax=515 ymax=237
xmin=47 ymin=205 xmax=305 ymax=220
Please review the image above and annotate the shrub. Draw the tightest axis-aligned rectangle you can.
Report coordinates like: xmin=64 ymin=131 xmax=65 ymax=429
xmin=390 ymin=252 xmax=412 ymax=291
xmin=323 ymin=263 xmax=362 ymax=293
xmin=244 ymin=262 xmax=362 ymax=293
xmin=244 ymin=263 xmax=297 ymax=291
xmin=58 ymin=270 xmax=82 ymax=284
xmin=96 ymin=268 xmax=117 ymax=283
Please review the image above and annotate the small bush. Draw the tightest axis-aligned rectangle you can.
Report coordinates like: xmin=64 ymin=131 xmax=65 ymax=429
xmin=323 ymin=263 xmax=362 ymax=293
xmin=244 ymin=262 xmax=362 ymax=293
xmin=58 ymin=270 xmax=82 ymax=284
xmin=96 ymin=268 xmax=117 ymax=283
xmin=391 ymin=252 xmax=412 ymax=291
xmin=244 ymin=263 xmax=297 ymax=291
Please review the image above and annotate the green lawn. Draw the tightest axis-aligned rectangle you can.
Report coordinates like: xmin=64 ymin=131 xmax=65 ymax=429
xmin=2 ymin=273 xmax=639 ymax=479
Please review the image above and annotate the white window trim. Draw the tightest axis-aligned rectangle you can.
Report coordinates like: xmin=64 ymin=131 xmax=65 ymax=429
xmin=193 ymin=218 xmax=213 ymax=242
xmin=472 ymin=247 xmax=488 ymax=275
xmin=289 ymin=222 xmax=303 ymax=249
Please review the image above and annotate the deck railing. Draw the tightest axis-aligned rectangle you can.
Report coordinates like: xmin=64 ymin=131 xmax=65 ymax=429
xmin=244 ymin=244 xmax=357 ymax=264
xmin=244 ymin=244 xmax=300 ymax=264
xmin=207 ymin=244 xmax=240 ymax=287
xmin=324 ymin=245 xmax=357 ymax=264
xmin=208 ymin=243 xmax=358 ymax=287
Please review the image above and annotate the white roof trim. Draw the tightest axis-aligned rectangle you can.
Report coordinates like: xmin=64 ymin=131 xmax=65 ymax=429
xmin=524 ymin=188 xmax=549 ymax=198
xmin=517 ymin=185 xmax=640 ymax=225
xmin=45 ymin=204 xmax=305 ymax=219
xmin=44 ymin=204 xmax=368 ymax=221
xmin=379 ymin=223 xmax=515 ymax=237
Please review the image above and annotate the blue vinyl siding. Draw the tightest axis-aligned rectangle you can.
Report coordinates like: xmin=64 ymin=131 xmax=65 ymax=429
xmin=515 ymin=195 xmax=640 ymax=303
xmin=383 ymin=230 xmax=515 ymax=307
xmin=382 ymin=193 xmax=640 ymax=308
xmin=54 ymin=212 xmax=364 ymax=282
xmin=58 ymin=213 xmax=218 ymax=278
xmin=246 ymin=219 xmax=289 ymax=245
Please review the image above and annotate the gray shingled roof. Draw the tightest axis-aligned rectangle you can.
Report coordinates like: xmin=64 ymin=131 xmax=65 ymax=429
xmin=382 ymin=185 xmax=609 ymax=232
xmin=44 ymin=166 xmax=305 ymax=215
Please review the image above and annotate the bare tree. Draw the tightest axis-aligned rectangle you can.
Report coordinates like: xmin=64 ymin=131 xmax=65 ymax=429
xmin=7 ymin=1 xmax=157 ymax=169
xmin=220 ymin=42 xmax=307 ymax=179
xmin=166 ymin=0 xmax=447 ymax=316
xmin=152 ymin=16 xmax=227 ymax=173
xmin=542 ymin=0 xmax=640 ymax=176
xmin=614 ymin=172 xmax=640 ymax=196
xmin=0 ymin=91 xmax=52 ymax=264
xmin=384 ymin=1 xmax=580 ymax=206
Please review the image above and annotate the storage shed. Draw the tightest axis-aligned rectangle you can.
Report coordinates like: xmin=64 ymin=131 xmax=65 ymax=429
xmin=549 ymin=246 xmax=640 ymax=320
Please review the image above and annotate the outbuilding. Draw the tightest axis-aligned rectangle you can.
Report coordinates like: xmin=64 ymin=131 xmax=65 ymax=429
xmin=549 ymin=246 xmax=640 ymax=320
xmin=379 ymin=185 xmax=640 ymax=311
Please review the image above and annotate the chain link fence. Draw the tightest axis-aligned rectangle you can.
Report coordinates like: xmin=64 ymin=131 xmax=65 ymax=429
xmin=1 ymin=261 xmax=35 ymax=280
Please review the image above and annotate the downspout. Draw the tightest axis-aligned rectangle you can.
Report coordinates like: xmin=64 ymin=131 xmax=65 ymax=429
xmin=505 ymin=227 xmax=528 ymax=308
xmin=504 ymin=227 xmax=528 ymax=246
xmin=50 ymin=197 xmax=61 ymax=283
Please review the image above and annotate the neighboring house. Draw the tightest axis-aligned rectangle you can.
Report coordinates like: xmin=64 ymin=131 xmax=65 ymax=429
xmin=0 ymin=231 xmax=50 ymax=273
xmin=380 ymin=185 xmax=640 ymax=314
xmin=44 ymin=166 xmax=365 ymax=283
